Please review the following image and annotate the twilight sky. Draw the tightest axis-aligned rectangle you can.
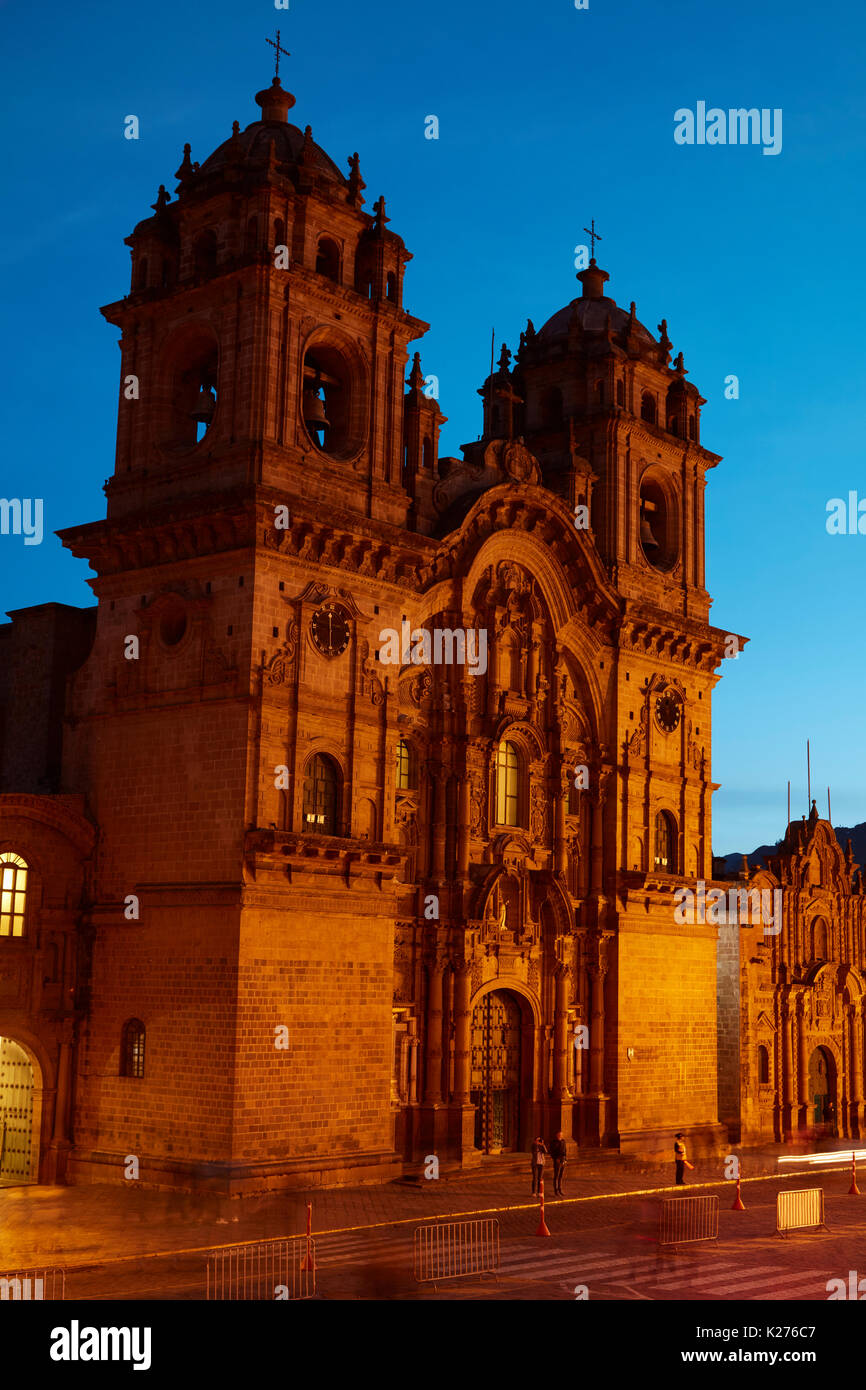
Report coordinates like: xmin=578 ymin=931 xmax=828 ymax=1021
xmin=1 ymin=0 xmax=864 ymax=853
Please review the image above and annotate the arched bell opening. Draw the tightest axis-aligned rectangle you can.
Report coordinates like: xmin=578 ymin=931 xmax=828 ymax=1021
xmin=158 ymin=326 xmax=220 ymax=453
xmin=300 ymin=339 xmax=366 ymax=460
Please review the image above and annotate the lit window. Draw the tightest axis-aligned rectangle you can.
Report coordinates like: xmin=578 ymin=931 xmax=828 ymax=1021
xmin=0 ymin=853 xmax=27 ymax=938
xmin=303 ymin=755 xmax=338 ymax=835
xmin=654 ymin=811 xmax=676 ymax=871
xmin=395 ymin=739 xmax=414 ymax=791
xmin=495 ymin=741 xmax=520 ymax=827
xmin=121 ymin=1019 xmax=146 ymax=1079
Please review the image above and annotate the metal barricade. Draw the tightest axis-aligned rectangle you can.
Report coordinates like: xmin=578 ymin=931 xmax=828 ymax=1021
xmin=0 ymin=1266 xmax=65 ymax=1300
xmin=659 ymin=1195 xmax=719 ymax=1249
xmin=777 ymin=1188 xmax=827 ymax=1238
xmin=414 ymin=1218 xmax=500 ymax=1284
xmin=205 ymin=1236 xmax=316 ymax=1300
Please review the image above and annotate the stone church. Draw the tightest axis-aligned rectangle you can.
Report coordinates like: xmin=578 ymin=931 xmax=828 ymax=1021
xmin=0 ymin=64 xmax=856 ymax=1193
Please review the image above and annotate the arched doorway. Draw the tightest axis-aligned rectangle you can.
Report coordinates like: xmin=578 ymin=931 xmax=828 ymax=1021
xmin=808 ymin=1046 xmax=837 ymax=1133
xmin=470 ymin=990 xmax=523 ymax=1153
xmin=0 ymin=1037 xmax=38 ymax=1184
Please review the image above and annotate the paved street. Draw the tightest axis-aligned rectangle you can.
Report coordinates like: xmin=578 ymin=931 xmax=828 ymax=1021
xmin=2 ymin=1144 xmax=864 ymax=1300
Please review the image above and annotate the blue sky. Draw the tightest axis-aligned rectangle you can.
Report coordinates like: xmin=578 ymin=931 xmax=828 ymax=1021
xmin=1 ymin=0 xmax=864 ymax=853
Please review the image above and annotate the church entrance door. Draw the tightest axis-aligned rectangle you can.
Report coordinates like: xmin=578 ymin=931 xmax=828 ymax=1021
xmin=0 ymin=1037 xmax=36 ymax=1184
xmin=470 ymin=990 xmax=521 ymax=1153
xmin=808 ymin=1045 xmax=836 ymax=1133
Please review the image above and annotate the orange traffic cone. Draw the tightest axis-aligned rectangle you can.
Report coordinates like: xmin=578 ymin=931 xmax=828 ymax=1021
xmin=731 ymin=1174 xmax=746 ymax=1211
xmin=849 ymin=1151 xmax=860 ymax=1196
xmin=536 ymin=1178 xmax=552 ymax=1237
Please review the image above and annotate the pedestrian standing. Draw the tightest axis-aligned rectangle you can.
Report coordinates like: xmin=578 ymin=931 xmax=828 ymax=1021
xmin=674 ymin=1132 xmax=694 ymax=1185
xmin=531 ymin=1136 xmax=549 ymax=1194
xmin=550 ymin=1130 xmax=567 ymax=1197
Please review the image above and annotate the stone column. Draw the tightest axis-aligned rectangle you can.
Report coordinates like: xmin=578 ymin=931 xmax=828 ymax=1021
xmin=553 ymin=965 xmax=569 ymax=1100
xmin=457 ymin=768 xmax=471 ymax=878
xmin=453 ymin=963 xmax=472 ymax=1104
xmin=797 ymin=997 xmax=808 ymax=1133
xmin=782 ymin=1001 xmax=794 ymax=1139
xmin=425 ymin=957 xmax=445 ymax=1104
xmin=555 ymin=767 xmax=569 ymax=877
xmin=52 ymin=1034 xmax=72 ymax=1144
xmin=431 ymin=767 xmax=446 ymax=880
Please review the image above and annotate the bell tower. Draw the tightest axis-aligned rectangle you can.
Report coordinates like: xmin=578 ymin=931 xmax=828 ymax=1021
xmin=101 ymin=66 xmax=431 ymax=529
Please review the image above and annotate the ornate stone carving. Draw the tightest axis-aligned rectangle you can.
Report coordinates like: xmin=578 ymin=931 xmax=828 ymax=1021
xmin=262 ymin=622 xmax=299 ymax=687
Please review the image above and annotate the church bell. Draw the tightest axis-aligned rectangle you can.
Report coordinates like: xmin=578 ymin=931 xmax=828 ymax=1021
xmin=640 ymin=515 xmax=659 ymax=550
xmin=190 ymin=386 xmax=215 ymax=425
xmin=303 ymin=384 xmax=330 ymax=433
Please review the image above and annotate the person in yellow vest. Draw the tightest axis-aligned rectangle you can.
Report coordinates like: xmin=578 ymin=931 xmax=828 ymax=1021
xmin=674 ymin=1132 xmax=694 ymax=1185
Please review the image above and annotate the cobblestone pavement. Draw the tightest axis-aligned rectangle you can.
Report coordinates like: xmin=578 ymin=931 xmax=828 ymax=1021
xmin=0 ymin=1141 xmax=861 ymax=1300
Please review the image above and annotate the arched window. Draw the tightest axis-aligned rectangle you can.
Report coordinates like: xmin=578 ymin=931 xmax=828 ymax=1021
xmin=495 ymin=740 xmax=520 ymax=827
xmin=395 ymin=739 xmax=415 ymax=791
xmin=813 ymin=918 xmax=829 ymax=959
xmin=386 ymin=271 xmax=397 ymax=302
xmin=274 ymin=218 xmax=286 ymax=250
xmin=121 ymin=1019 xmax=146 ymax=1079
xmin=422 ymin=437 xmax=433 ymax=471
xmin=688 ymin=413 xmax=697 ymax=441
xmin=616 ymin=379 xmax=625 ymax=406
xmin=315 ymin=237 xmax=340 ymax=282
xmin=654 ymin=811 xmax=676 ymax=871
xmin=0 ymin=853 xmax=28 ymax=938
xmin=303 ymin=754 xmax=339 ymax=835
xmin=758 ymin=1044 xmax=770 ymax=1085
xmin=640 ymin=391 xmax=657 ymax=424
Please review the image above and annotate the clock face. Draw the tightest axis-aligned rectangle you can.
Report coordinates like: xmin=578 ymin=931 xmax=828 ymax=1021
xmin=310 ymin=603 xmax=350 ymax=658
xmin=655 ymin=691 xmax=681 ymax=734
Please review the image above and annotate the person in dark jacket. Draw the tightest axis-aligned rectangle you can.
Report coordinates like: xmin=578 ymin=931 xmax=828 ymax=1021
xmin=550 ymin=1131 xmax=567 ymax=1196
xmin=531 ymin=1136 xmax=549 ymax=1194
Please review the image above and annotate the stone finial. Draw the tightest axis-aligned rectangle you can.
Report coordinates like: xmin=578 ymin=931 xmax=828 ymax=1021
xmin=174 ymin=143 xmax=195 ymax=187
xmin=347 ymin=151 xmax=366 ymax=206
xmin=407 ymin=351 xmax=424 ymax=392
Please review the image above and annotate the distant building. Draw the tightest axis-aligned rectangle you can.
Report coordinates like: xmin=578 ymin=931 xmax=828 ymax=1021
xmin=720 ymin=803 xmax=866 ymax=1145
xmin=1 ymin=65 xmax=746 ymax=1191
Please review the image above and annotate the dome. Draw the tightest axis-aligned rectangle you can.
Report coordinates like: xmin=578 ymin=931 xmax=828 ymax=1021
xmin=539 ymin=295 xmax=656 ymax=345
xmin=537 ymin=261 xmax=657 ymax=347
xmin=197 ymin=119 xmax=346 ymax=186
xmin=187 ymin=78 xmax=347 ymax=191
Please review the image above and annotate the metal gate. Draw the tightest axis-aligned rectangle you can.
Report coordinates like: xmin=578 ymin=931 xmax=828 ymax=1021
xmin=659 ymin=1195 xmax=719 ymax=1249
xmin=777 ymin=1188 xmax=827 ymax=1237
xmin=414 ymin=1219 xmax=500 ymax=1284
xmin=470 ymin=992 xmax=521 ymax=1153
xmin=0 ymin=1038 xmax=34 ymax=1182
xmin=205 ymin=1237 xmax=316 ymax=1300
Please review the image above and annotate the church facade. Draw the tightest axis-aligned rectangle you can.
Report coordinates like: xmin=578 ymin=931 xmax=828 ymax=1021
xmin=719 ymin=806 xmax=866 ymax=1147
xmin=3 ymin=65 xmax=841 ymax=1195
